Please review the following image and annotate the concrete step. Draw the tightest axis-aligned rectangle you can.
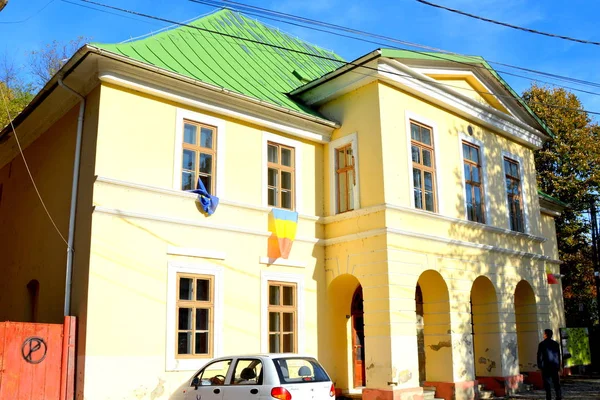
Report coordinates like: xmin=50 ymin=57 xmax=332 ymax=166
xmin=479 ymin=389 xmax=496 ymax=399
xmin=423 ymin=386 xmax=436 ymax=400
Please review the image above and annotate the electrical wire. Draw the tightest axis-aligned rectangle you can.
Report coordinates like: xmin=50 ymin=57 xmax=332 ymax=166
xmin=61 ymin=0 xmax=600 ymax=116
xmin=60 ymin=0 xmax=157 ymax=26
xmin=195 ymin=0 xmax=600 ymax=91
xmin=416 ymin=0 xmax=600 ymax=47
xmin=0 ymin=84 xmax=70 ymax=248
xmin=0 ymin=0 xmax=56 ymax=24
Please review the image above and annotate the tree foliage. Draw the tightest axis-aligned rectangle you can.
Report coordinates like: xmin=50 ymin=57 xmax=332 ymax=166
xmin=28 ymin=36 xmax=88 ymax=89
xmin=523 ymin=84 xmax=600 ymax=325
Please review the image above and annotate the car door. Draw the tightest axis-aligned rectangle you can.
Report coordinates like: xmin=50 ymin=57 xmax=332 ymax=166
xmin=222 ymin=358 xmax=265 ymax=400
xmin=184 ymin=358 xmax=232 ymax=400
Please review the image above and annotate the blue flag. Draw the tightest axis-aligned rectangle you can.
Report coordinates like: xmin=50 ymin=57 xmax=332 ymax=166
xmin=188 ymin=177 xmax=219 ymax=215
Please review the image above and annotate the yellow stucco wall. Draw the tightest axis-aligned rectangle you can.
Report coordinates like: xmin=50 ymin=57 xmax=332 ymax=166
xmin=0 ymin=104 xmax=79 ymax=323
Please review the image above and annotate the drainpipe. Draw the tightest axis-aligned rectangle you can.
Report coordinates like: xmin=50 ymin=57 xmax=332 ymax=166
xmin=58 ymin=78 xmax=85 ymax=317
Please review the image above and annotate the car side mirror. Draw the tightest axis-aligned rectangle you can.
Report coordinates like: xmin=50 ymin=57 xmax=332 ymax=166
xmin=192 ymin=377 xmax=200 ymax=389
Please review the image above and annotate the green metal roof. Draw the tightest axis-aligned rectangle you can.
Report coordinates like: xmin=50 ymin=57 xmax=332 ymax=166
xmin=538 ymin=189 xmax=569 ymax=208
xmin=93 ymin=9 xmax=345 ymax=119
xmin=380 ymin=49 xmax=554 ymax=138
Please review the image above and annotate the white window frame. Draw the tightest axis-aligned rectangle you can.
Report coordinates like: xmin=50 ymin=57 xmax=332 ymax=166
xmin=166 ymin=261 xmax=224 ymax=371
xmin=262 ymin=132 xmax=303 ymax=213
xmin=329 ymin=133 xmax=360 ymax=215
xmin=260 ymin=271 xmax=305 ymax=354
xmin=405 ymin=111 xmax=443 ymax=214
xmin=173 ymin=108 xmax=226 ymax=197
xmin=501 ymin=150 xmax=530 ymax=234
xmin=459 ymin=132 xmax=490 ymax=224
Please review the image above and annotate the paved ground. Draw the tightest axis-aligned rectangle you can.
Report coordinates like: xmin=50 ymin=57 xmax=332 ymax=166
xmin=507 ymin=376 xmax=600 ymax=399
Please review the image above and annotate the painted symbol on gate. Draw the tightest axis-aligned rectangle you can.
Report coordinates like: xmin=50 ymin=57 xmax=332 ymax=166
xmin=21 ymin=336 xmax=48 ymax=364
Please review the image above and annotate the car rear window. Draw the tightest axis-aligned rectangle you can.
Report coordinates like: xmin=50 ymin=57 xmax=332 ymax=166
xmin=273 ymin=357 xmax=330 ymax=384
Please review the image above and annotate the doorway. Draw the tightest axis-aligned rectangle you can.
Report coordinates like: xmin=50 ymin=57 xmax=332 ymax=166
xmin=351 ymin=285 xmax=365 ymax=387
xmin=415 ymin=284 xmax=426 ymax=385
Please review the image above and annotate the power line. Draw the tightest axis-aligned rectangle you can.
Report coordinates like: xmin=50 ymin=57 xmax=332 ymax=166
xmin=190 ymin=0 xmax=600 ymax=98
xmin=195 ymin=0 xmax=600 ymax=92
xmin=417 ymin=0 xmax=600 ymax=47
xmin=0 ymin=0 xmax=56 ymax=24
xmin=60 ymin=0 xmax=157 ymax=26
xmin=63 ymin=0 xmax=600 ymax=116
xmin=0 ymin=84 xmax=70 ymax=248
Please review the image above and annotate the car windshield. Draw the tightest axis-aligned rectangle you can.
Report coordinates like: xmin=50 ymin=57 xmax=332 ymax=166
xmin=273 ymin=357 xmax=330 ymax=384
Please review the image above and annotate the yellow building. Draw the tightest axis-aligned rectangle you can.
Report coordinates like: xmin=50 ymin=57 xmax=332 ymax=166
xmin=0 ymin=10 xmax=565 ymax=400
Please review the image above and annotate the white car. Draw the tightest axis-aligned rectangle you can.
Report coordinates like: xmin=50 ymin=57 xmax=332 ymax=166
xmin=175 ymin=354 xmax=335 ymax=400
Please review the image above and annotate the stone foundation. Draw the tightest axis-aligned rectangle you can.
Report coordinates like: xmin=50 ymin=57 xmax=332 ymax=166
xmin=424 ymin=380 xmax=477 ymax=400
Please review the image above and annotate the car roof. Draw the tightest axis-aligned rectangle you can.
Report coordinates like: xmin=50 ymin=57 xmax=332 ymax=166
xmin=217 ymin=353 xmax=318 ymax=359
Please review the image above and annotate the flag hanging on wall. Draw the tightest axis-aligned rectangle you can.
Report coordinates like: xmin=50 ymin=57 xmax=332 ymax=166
xmin=268 ymin=208 xmax=298 ymax=259
xmin=546 ymin=266 xmax=559 ymax=284
xmin=188 ymin=177 xmax=219 ymax=215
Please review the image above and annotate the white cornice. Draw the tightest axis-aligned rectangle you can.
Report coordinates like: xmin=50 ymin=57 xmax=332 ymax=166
xmin=376 ymin=59 xmax=546 ymax=149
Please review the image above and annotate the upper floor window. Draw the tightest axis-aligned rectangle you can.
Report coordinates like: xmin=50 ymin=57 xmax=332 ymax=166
xmin=176 ymin=273 xmax=214 ymax=358
xmin=268 ymin=281 xmax=297 ymax=353
xmin=504 ymin=157 xmax=524 ymax=232
xmin=267 ymin=142 xmax=295 ymax=210
xmin=336 ymin=144 xmax=355 ymax=213
xmin=462 ymin=142 xmax=485 ymax=223
xmin=410 ymin=121 xmax=436 ymax=212
xmin=181 ymin=121 xmax=216 ymax=193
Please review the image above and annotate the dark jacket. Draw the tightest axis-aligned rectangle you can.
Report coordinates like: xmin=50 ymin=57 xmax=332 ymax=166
xmin=537 ymin=338 xmax=561 ymax=371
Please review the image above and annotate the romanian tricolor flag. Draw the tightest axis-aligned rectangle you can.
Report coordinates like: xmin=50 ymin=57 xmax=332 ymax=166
xmin=546 ymin=266 xmax=559 ymax=284
xmin=268 ymin=209 xmax=298 ymax=259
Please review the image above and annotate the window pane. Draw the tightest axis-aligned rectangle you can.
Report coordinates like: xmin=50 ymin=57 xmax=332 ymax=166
xmin=268 ymin=188 xmax=277 ymax=207
xmin=178 ymin=308 xmax=192 ymax=330
xmin=511 ymin=163 xmax=519 ymax=177
xmin=283 ymin=334 xmax=294 ymax=352
xmin=420 ymin=127 xmax=431 ymax=145
xmin=463 ymin=164 xmax=471 ymax=181
xmin=281 ymin=172 xmax=292 ymax=190
xmin=200 ymin=175 xmax=211 ymax=194
xmin=414 ymin=189 xmax=423 ymax=209
xmin=337 ymin=148 xmax=346 ymax=169
xmin=183 ymin=149 xmax=196 ymax=170
xmin=283 ymin=286 xmax=294 ymax=306
xmin=504 ymin=159 xmax=511 ymax=174
xmin=413 ymin=169 xmax=422 ymax=189
xmin=268 ymin=145 xmax=278 ymax=163
xmin=268 ymin=168 xmax=278 ymax=187
xmin=269 ymin=285 xmax=280 ymax=305
xmin=422 ymin=149 xmax=432 ymax=167
xmin=425 ymin=191 xmax=434 ymax=212
xmin=269 ymin=334 xmax=280 ymax=353
xmin=196 ymin=279 xmax=210 ymax=301
xmin=283 ymin=312 xmax=294 ymax=332
xmin=281 ymin=148 xmax=292 ymax=167
xmin=182 ymin=171 xmax=194 ymax=191
xmin=410 ymin=123 xmax=420 ymax=141
xmin=339 ymin=171 xmax=347 ymax=212
xmin=269 ymin=312 xmax=280 ymax=332
xmin=462 ymin=143 xmax=470 ymax=159
xmin=281 ymin=191 xmax=292 ymax=210
xmin=178 ymin=332 xmax=192 ymax=354
xmin=199 ymin=153 xmax=212 ymax=174
xmin=465 ymin=184 xmax=473 ymax=204
xmin=184 ymin=124 xmax=197 ymax=145
xmin=195 ymin=332 xmax=208 ymax=354
xmin=345 ymin=147 xmax=353 ymax=164
xmin=179 ymin=278 xmax=193 ymax=300
xmin=411 ymin=145 xmax=420 ymax=163
xmin=472 ymin=166 xmax=480 ymax=183
xmin=200 ymin=127 xmax=213 ymax=149
xmin=471 ymin=147 xmax=479 ymax=163
xmin=196 ymin=308 xmax=209 ymax=330
xmin=424 ymin=172 xmax=433 ymax=191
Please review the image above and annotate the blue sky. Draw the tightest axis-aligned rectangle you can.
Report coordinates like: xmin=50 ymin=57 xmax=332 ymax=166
xmin=2 ymin=0 xmax=600 ymax=118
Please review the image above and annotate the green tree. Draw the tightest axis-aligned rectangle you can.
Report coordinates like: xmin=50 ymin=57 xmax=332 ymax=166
xmin=523 ymin=84 xmax=600 ymax=326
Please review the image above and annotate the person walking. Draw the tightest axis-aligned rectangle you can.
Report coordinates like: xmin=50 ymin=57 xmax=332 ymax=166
xmin=537 ymin=329 xmax=562 ymax=400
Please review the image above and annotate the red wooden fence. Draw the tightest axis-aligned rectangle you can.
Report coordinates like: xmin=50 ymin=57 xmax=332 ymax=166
xmin=0 ymin=316 xmax=76 ymax=400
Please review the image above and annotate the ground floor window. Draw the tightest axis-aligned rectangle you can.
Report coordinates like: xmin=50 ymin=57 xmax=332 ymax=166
xmin=268 ymin=281 xmax=297 ymax=353
xmin=176 ymin=273 xmax=214 ymax=358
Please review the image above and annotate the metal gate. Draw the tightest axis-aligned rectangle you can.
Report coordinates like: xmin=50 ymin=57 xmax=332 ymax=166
xmin=0 ymin=316 xmax=76 ymax=400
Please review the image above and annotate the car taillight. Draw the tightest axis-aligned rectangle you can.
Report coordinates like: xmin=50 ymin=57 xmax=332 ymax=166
xmin=271 ymin=387 xmax=292 ymax=400
xmin=329 ymin=383 xmax=335 ymax=397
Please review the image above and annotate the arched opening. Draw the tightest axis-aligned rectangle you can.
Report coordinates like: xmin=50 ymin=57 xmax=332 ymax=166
xmin=27 ymin=279 xmax=40 ymax=322
xmin=351 ymin=286 xmax=365 ymax=387
xmin=470 ymin=276 xmax=502 ymax=377
xmin=326 ymin=274 xmax=363 ymax=391
xmin=515 ymin=280 xmax=538 ymax=372
xmin=416 ymin=270 xmax=453 ymax=383
xmin=415 ymin=284 xmax=425 ymax=384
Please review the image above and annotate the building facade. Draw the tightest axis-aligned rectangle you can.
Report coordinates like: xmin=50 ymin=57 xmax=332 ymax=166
xmin=0 ymin=10 xmax=565 ymax=400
